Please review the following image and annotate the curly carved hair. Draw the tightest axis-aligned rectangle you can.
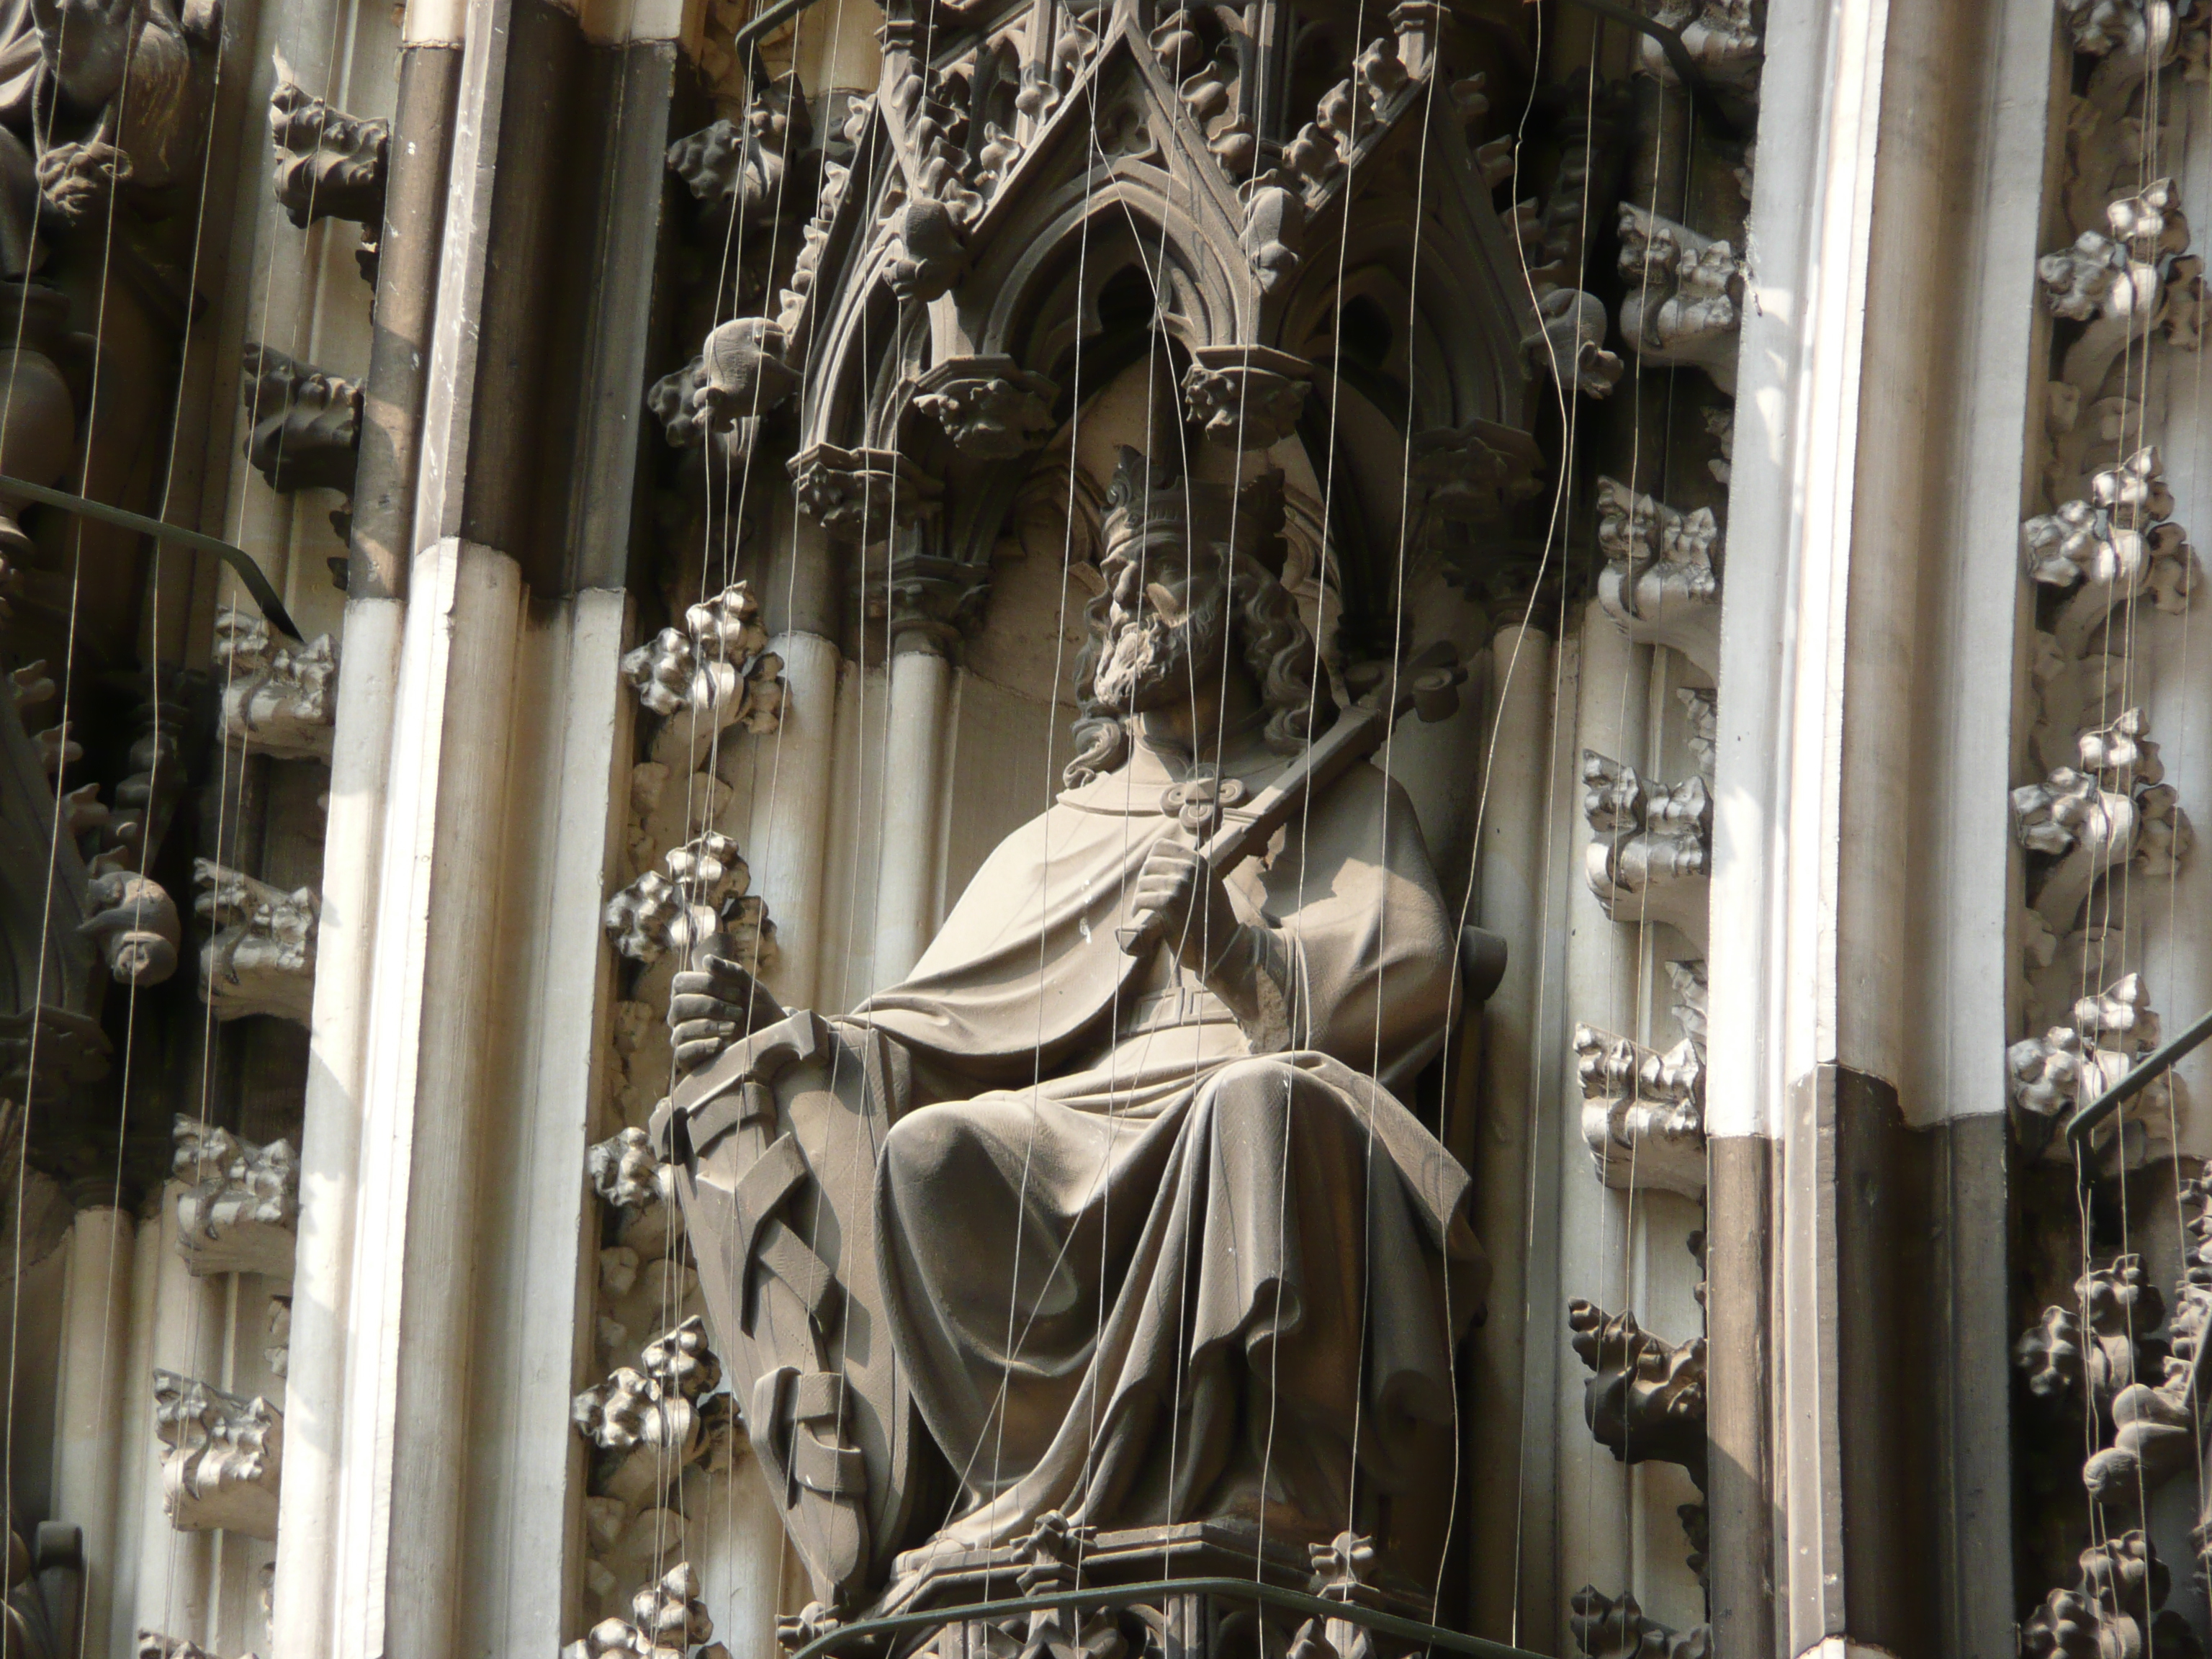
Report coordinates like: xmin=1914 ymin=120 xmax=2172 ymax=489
xmin=1062 ymin=551 xmax=1335 ymax=788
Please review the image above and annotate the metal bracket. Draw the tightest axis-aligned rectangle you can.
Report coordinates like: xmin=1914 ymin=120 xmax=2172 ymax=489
xmin=0 ymin=472 xmax=304 ymax=641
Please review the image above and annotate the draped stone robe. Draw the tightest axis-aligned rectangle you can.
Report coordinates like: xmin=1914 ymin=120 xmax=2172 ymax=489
xmin=850 ymin=723 xmax=1488 ymax=1561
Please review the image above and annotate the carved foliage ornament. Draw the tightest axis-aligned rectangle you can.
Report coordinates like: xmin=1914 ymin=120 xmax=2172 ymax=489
xmin=1593 ymin=477 xmax=1722 ymax=673
xmin=1568 ymin=1300 xmax=1707 ymax=1483
xmin=153 ymin=1372 xmax=282 ymax=1539
xmin=2005 ymin=972 xmax=2167 ymax=1163
xmin=912 ymin=357 xmax=1058 ymax=462
xmin=2012 ymin=709 xmax=2189 ymax=934
xmin=267 ymin=50 xmax=388 ymax=280
xmin=215 ymin=605 xmax=338 ymax=761
xmin=562 ymin=1561 xmax=732 ymax=1659
xmin=604 ymin=830 xmax=776 ymax=973
xmin=788 ymin=444 xmax=941 ymax=543
xmin=1179 ymin=346 xmax=1312 ymax=449
xmin=1617 ymin=207 xmax=1744 ymax=392
xmin=2023 ymin=446 xmax=2198 ymax=638
xmin=1573 ymin=1023 xmax=1704 ymax=1198
xmin=194 ymin=858 xmax=320 ymax=1027
xmin=240 ymin=343 xmax=362 ymax=498
xmin=620 ymin=581 xmax=787 ymax=764
xmin=1569 ymin=1588 xmax=1711 ymax=1659
xmin=1627 ymin=0 xmax=1759 ymax=92
xmin=573 ymin=1320 xmax=736 ymax=1618
xmin=2022 ymin=1532 xmax=2198 ymax=1659
xmin=667 ymin=80 xmax=814 ymax=225
xmin=1581 ymin=752 xmax=1712 ymax=946
xmin=173 ymin=1114 xmax=300 ymax=1277
xmin=2038 ymin=178 xmax=2206 ymax=351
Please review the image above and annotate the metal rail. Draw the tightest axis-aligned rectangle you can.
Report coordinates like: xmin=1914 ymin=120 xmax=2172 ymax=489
xmin=2064 ymin=1002 xmax=2212 ymax=1159
xmin=0 ymin=472 xmax=304 ymax=640
xmin=788 ymin=1575 xmax=1552 ymax=1659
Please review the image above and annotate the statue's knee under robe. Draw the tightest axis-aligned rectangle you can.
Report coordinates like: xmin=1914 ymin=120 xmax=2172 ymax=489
xmin=875 ymin=1051 xmax=1481 ymax=1553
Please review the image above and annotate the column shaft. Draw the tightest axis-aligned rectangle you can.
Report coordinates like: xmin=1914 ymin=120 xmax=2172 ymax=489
xmin=1465 ymin=624 xmax=1556 ymax=1646
xmin=871 ymin=644 xmax=954 ymax=987
xmin=1553 ymin=606 xmax=1647 ymax=1614
xmin=749 ymin=631 xmax=842 ymax=1009
xmin=51 ymin=1205 xmax=133 ymax=1651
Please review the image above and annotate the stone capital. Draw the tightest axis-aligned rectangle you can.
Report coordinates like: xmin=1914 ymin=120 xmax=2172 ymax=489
xmin=911 ymin=356 xmax=1058 ymax=461
xmin=1180 ymin=345 xmax=1312 ymax=448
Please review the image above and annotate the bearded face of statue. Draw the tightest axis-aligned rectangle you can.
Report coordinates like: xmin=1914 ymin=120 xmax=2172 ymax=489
xmin=1092 ymin=533 xmax=1233 ymax=714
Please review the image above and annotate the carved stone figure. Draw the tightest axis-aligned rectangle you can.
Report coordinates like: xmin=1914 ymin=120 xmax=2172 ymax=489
xmin=653 ymin=448 xmax=1486 ymax=1610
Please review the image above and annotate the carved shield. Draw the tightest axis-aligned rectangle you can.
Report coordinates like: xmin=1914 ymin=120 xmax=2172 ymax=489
xmin=655 ymin=1011 xmax=924 ymax=1609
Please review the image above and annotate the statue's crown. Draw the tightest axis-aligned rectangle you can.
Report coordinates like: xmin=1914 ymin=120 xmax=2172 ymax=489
xmin=1101 ymin=446 xmax=1287 ymax=572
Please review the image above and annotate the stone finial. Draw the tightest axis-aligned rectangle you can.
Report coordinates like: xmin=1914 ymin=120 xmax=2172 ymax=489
xmin=173 ymin=1114 xmax=300 ymax=1277
xmin=194 ymin=860 xmax=320 ymax=1026
xmin=153 ymin=1372 xmax=283 ymax=1538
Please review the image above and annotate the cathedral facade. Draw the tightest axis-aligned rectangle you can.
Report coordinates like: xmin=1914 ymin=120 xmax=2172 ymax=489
xmin=0 ymin=1 xmax=2188 ymax=1657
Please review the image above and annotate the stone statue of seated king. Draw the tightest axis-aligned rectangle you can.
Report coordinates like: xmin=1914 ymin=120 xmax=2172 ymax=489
xmin=652 ymin=446 xmax=1488 ymax=1620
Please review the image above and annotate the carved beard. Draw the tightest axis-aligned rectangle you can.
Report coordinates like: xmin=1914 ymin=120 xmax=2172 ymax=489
xmin=1093 ymin=585 xmax=1228 ymax=714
